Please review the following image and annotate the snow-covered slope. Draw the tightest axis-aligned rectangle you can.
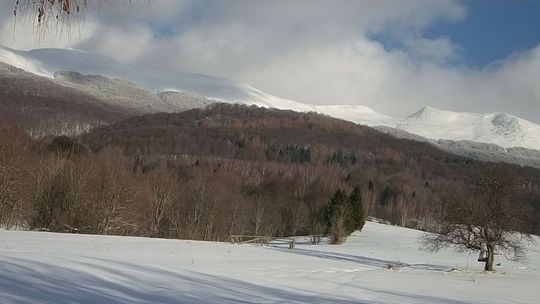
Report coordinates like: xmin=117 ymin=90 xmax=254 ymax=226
xmin=376 ymin=126 xmax=540 ymax=168
xmin=0 ymin=46 xmax=313 ymax=112
xmin=1 ymin=46 xmax=540 ymax=151
xmin=1 ymin=221 xmax=538 ymax=304
xmin=316 ymin=105 xmax=394 ymax=126
xmin=335 ymin=106 xmax=540 ymax=151
xmin=391 ymin=107 xmax=540 ymax=150
xmin=54 ymin=71 xmax=173 ymax=114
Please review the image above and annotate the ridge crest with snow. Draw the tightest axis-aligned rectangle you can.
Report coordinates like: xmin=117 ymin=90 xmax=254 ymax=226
xmin=1 ymin=46 xmax=539 ymax=151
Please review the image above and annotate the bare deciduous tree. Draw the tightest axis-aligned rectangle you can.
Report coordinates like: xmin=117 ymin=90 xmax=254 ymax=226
xmin=13 ymin=0 xmax=139 ymax=39
xmin=146 ymin=166 xmax=175 ymax=237
xmin=0 ymin=126 xmax=30 ymax=228
xmin=422 ymin=169 xmax=534 ymax=271
xmin=30 ymin=155 xmax=89 ymax=232
xmin=92 ymin=148 xmax=135 ymax=234
xmin=15 ymin=0 xmax=85 ymax=24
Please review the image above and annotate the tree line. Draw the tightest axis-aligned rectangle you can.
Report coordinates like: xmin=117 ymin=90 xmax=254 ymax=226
xmin=1 ymin=104 xmax=539 ymax=246
xmin=0 ymin=123 xmax=365 ymax=242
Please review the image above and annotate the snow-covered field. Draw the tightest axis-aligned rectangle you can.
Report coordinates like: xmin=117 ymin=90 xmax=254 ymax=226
xmin=1 ymin=222 xmax=538 ymax=304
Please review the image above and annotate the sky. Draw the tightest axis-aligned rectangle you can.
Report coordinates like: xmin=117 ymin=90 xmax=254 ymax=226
xmin=0 ymin=0 xmax=539 ymax=123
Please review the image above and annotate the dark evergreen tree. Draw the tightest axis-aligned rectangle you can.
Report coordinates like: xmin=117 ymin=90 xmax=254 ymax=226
xmin=347 ymin=186 xmax=365 ymax=233
xmin=325 ymin=187 xmax=366 ymax=244
xmin=324 ymin=189 xmax=350 ymax=244
xmin=325 ymin=190 xmax=348 ymax=227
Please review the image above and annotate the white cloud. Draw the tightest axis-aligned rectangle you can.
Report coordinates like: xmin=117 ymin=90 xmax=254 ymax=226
xmin=0 ymin=16 xmax=96 ymax=50
xmin=79 ymin=26 xmax=154 ymax=63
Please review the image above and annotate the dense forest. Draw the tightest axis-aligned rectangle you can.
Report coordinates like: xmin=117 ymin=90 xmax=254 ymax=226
xmin=1 ymin=104 xmax=539 ymax=242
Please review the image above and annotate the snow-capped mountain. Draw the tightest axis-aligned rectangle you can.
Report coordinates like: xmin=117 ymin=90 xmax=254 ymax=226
xmin=0 ymin=46 xmax=313 ymax=112
xmin=1 ymin=46 xmax=539 ymax=152
xmin=392 ymin=107 xmax=540 ymax=150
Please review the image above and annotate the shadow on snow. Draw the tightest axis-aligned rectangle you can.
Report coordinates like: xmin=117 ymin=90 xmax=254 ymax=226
xmin=0 ymin=256 xmax=362 ymax=304
xmin=0 ymin=252 xmax=468 ymax=304
xmin=269 ymin=246 xmax=455 ymax=272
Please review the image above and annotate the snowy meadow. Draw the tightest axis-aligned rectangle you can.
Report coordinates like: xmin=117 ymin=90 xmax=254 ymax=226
xmin=1 ymin=222 xmax=538 ymax=304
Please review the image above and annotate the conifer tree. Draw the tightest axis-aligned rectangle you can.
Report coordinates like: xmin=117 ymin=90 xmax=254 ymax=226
xmin=325 ymin=186 xmax=366 ymax=244
xmin=347 ymin=186 xmax=366 ymax=233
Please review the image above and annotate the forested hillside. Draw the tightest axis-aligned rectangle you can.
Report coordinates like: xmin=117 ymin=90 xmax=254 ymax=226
xmin=1 ymin=104 xmax=539 ymax=241
xmin=0 ymin=63 xmax=128 ymax=137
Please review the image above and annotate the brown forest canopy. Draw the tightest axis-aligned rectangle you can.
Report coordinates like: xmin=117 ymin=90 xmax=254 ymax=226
xmin=1 ymin=104 xmax=539 ymax=241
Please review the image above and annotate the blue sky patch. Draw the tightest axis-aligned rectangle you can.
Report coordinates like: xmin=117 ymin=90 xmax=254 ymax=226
xmin=371 ymin=0 xmax=540 ymax=67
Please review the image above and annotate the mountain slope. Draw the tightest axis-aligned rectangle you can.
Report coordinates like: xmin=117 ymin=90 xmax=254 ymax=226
xmin=392 ymin=107 xmax=540 ymax=150
xmin=376 ymin=126 xmax=540 ymax=169
xmin=0 ymin=62 xmax=129 ymax=137
xmin=1 ymin=46 xmax=539 ymax=152
xmin=54 ymin=71 xmax=173 ymax=114
xmin=0 ymin=60 xmax=216 ymax=136
xmin=0 ymin=46 xmax=313 ymax=112
xmin=79 ymin=103 xmax=540 ymax=186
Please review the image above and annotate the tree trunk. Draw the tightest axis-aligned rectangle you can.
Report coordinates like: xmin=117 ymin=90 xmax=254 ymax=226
xmin=254 ymin=196 xmax=264 ymax=235
xmin=484 ymin=244 xmax=495 ymax=271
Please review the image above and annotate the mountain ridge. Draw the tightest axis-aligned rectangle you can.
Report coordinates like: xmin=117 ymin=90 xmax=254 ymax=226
xmin=1 ymin=46 xmax=539 ymax=152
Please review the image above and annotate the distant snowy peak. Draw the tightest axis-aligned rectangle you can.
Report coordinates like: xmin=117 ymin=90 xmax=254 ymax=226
xmin=490 ymin=112 xmax=529 ymax=134
xmin=1 ymin=46 xmax=539 ymax=151
xmin=393 ymin=106 xmax=540 ymax=150
xmin=407 ymin=106 xmax=524 ymax=129
xmin=407 ymin=106 xmax=463 ymax=121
